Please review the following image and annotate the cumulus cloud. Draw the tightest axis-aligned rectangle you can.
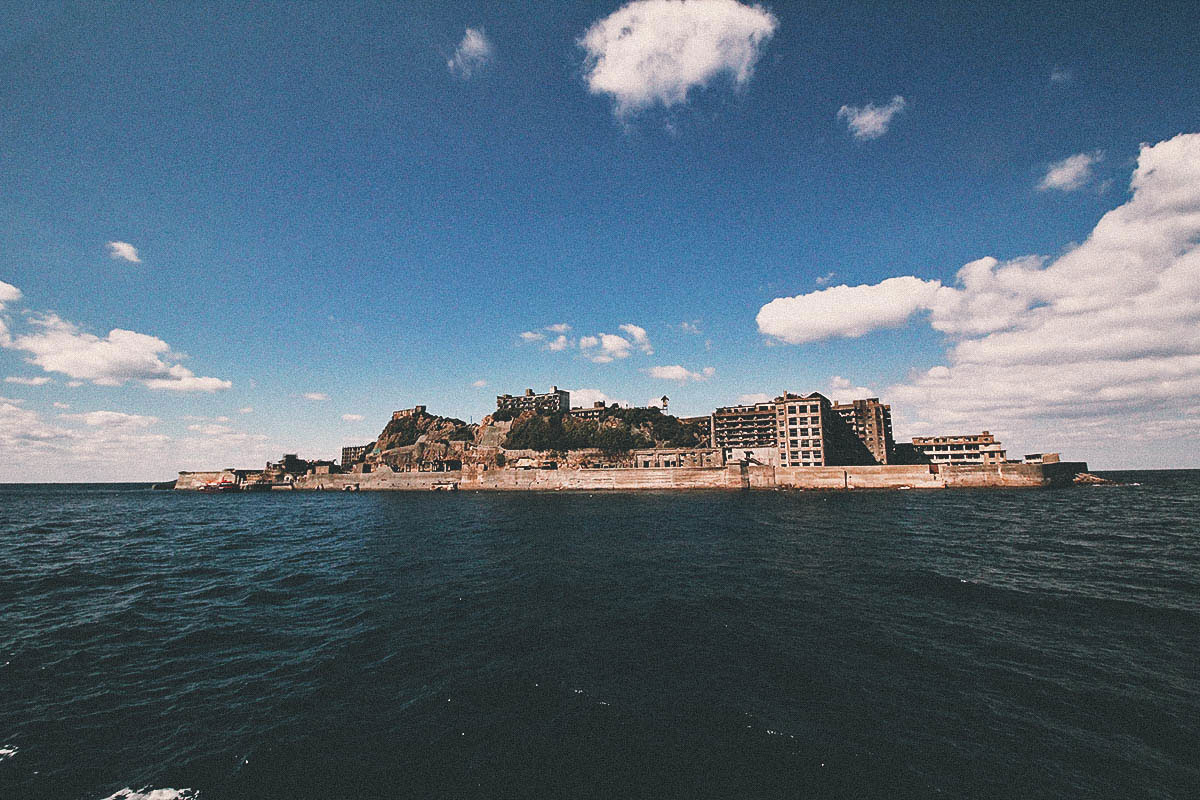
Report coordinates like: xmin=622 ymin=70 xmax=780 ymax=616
xmin=619 ymin=323 xmax=654 ymax=353
xmin=757 ymin=276 xmax=943 ymax=344
xmin=303 ymin=392 xmax=329 ymax=401
xmin=106 ymin=241 xmax=141 ymax=263
xmin=547 ymin=335 xmax=571 ymax=351
xmin=448 ymin=27 xmax=494 ymax=78
xmin=762 ymin=132 xmax=1200 ymax=459
xmin=579 ymin=0 xmax=778 ymax=116
xmin=1038 ymin=151 xmax=1103 ymax=191
xmin=828 ymin=375 xmax=875 ymax=401
xmin=837 ymin=95 xmax=906 ymax=140
xmin=341 ymin=413 xmax=365 ymax=422
xmin=645 ymin=364 xmax=715 ymax=381
xmin=0 ymin=281 xmax=20 ymax=309
xmin=2 ymin=311 xmax=231 ymax=392
xmin=581 ymin=332 xmax=636 ymax=363
xmin=546 ymin=323 xmax=572 ymax=333
xmin=4 ymin=376 xmax=51 ymax=385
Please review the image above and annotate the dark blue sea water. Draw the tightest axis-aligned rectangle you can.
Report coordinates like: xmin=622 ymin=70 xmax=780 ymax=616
xmin=1 ymin=473 xmax=1198 ymax=799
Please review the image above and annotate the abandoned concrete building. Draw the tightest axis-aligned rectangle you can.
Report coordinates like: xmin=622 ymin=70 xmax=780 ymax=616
xmin=497 ymin=386 xmax=570 ymax=415
xmin=832 ymin=398 xmax=895 ymax=464
xmin=910 ymin=431 xmax=1007 ymax=464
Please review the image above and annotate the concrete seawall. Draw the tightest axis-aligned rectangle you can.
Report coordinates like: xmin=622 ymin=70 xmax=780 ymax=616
xmin=213 ymin=461 xmax=1089 ymax=492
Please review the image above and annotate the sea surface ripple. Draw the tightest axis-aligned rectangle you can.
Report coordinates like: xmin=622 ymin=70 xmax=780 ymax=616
xmin=1 ymin=472 xmax=1198 ymax=799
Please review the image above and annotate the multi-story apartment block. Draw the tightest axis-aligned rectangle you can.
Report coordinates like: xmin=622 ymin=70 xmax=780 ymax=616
xmin=496 ymin=386 xmax=570 ymax=415
xmin=710 ymin=400 xmax=779 ymax=455
xmin=910 ymin=431 xmax=1007 ymax=464
xmin=711 ymin=392 xmax=877 ymax=467
xmin=832 ymin=398 xmax=895 ymax=464
xmin=775 ymin=392 xmax=877 ymax=467
xmin=341 ymin=443 xmax=373 ymax=466
xmin=568 ymin=401 xmax=608 ymax=420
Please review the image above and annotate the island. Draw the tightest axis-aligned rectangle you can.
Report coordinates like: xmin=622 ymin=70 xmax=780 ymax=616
xmin=174 ymin=386 xmax=1095 ymax=491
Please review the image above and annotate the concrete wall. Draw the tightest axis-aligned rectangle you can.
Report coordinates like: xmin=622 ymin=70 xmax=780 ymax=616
xmin=775 ymin=464 xmax=943 ymax=490
xmin=185 ymin=461 xmax=1088 ymax=492
xmin=175 ymin=471 xmax=235 ymax=490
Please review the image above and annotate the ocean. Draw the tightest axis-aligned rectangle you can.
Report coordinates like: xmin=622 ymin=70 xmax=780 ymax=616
xmin=1 ymin=473 xmax=1197 ymax=799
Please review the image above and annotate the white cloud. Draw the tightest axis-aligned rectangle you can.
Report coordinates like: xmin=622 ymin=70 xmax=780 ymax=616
xmin=4 ymin=376 xmax=52 ymax=385
xmin=680 ymin=320 xmax=701 ymax=334
xmin=471 ymin=379 xmax=488 ymax=388
xmin=341 ymin=413 xmax=365 ymax=422
xmin=53 ymin=401 xmax=69 ymax=409
xmin=546 ymin=323 xmax=572 ymax=333
xmin=0 ymin=281 xmax=20 ymax=309
xmin=187 ymin=423 xmax=235 ymax=436
xmin=61 ymin=410 xmax=158 ymax=428
xmin=645 ymin=364 xmax=715 ymax=381
xmin=238 ymin=406 xmax=254 ymax=414
xmin=66 ymin=380 xmax=83 ymax=387
xmin=837 ymin=95 xmax=906 ymax=140
xmin=106 ymin=241 xmax=141 ymax=263
xmin=519 ymin=330 xmax=545 ymax=342
xmin=567 ymin=388 xmax=626 ymax=409
xmin=546 ymin=335 xmax=570 ymax=351
xmin=1039 ymin=151 xmax=1103 ymax=191
xmin=828 ymin=375 xmax=874 ymax=400
xmin=578 ymin=0 xmax=778 ymax=116
xmin=619 ymin=323 xmax=654 ymax=354
xmin=448 ymin=27 xmax=493 ymax=79
xmin=1050 ymin=67 xmax=1072 ymax=84
xmin=579 ymin=335 xmax=600 ymax=349
xmin=3 ymin=311 xmax=231 ymax=392
xmin=595 ymin=333 xmax=633 ymax=362
xmin=764 ymin=132 xmax=1200 ymax=462
xmin=756 ymin=276 xmax=943 ymax=344
xmin=303 ymin=392 xmax=329 ymax=401
xmin=815 ymin=271 xmax=836 ymax=286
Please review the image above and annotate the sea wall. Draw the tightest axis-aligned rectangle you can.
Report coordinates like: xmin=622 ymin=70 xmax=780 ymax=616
xmin=189 ymin=461 xmax=1090 ymax=492
xmin=175 ymin=471 xmax=235 ymax=490
xmin=774 ymin=464 xmax=943 ymax=490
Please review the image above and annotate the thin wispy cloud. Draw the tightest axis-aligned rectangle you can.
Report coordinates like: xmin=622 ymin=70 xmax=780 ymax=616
xmin=644 ymin=364 xmax=714 ymax=382
xmin=341 ymin=413 xmax=364 ymax=422
xmin=579 ymin=0 xmax=778 ymax=117
xmin=1050 ymin=67 xmax=1072 ymax=84
xmin=837 ymin=95 xmax=906 ymax=140
xmin=303 ymin=392 xmax=329 ymax=401
xmin=1038 ymin=151 xmax=1103 ymax=191
xmin=106 ymin=241 xmax=141 ymax=263
xmin=448 ymin=27 xmax=494 ymax=79
xmin=4 ymin=376 xmax=52 ymax=386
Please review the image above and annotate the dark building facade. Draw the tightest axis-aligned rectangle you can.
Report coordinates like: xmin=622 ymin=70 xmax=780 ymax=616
xmin=497 ymin=386 xmax=570 ymax=415
xmin=832 ymin=398 xmax=895 ymax=464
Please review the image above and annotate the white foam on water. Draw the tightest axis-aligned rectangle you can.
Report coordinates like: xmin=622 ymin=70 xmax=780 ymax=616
xmin=0 ymin=744 xmax=17 ymax=761
xmin=100 ymin=788 xmax=199 ymax=800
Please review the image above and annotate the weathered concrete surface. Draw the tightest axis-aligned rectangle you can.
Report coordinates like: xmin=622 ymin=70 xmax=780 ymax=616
xmin=182 ymin=461 xmax=1089 ymax=491
xmin=175 ymin=471 xmax=235 ymax=490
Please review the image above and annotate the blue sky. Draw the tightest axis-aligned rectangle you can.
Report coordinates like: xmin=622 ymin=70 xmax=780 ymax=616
xmin=1 ymin=0 xmax=1198 ymax=479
